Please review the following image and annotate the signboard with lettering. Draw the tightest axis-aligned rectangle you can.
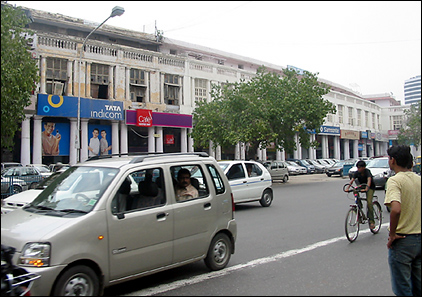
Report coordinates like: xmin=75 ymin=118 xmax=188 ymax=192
xmin=136 ymin=109 xmax=152 ymax=127
xmin=340 ymin=130 xmax=359 ymax=140
xmin=37 ymin=94 xmax=124 ymax=121
xmin=318 ymin=125 xmax=340 ymax=135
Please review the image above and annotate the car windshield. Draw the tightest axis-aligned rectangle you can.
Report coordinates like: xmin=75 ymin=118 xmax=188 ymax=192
xmin=367 ymin=158 xmax=389 ymax=168
xmin=218 ymin=163 xmax=230 ymax=171
xmin=27 ymin=166 xmax=118 ymax=214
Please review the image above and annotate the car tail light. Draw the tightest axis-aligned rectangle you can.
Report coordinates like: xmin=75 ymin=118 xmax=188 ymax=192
xmin=231 ymin=193 xmax=235 ymax=216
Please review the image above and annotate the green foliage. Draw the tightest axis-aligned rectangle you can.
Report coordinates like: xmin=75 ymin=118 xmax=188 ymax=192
xmin=191 ymin=67 xmax=335 ymax=157
xmin=1 ymin=3 xmax=39 ymax=151
xmin=397 ymin=101 xmax=421 ymax=149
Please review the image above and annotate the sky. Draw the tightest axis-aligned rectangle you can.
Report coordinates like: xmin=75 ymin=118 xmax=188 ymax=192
xmin=8 ymin=1 xmax=422 ymax=104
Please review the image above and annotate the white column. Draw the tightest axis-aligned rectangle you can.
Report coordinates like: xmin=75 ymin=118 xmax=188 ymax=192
xmin=33 ymin=116 xmax=43 ymax=165
xmin=80 ymin=119 xmax=89 ymax=163
xmin=188 ymin=128 xmax=194 ymax=152
xmin=262 ymin=148 xmax=267 ymax=161
xmin=69 ymin=119 xmax=77 ymax=165
xmin=181 ymin=128 xmax=188 ymax=153
xmin=309 ymin=134 xmax=316 ymax=159
xmin=125 ymin=68 xmax=130 ymax=101
xmin=148 ymin=126 xmax=155 ymax=153
xmin=235 ymin=143 xmax=240 ymax=160
xmin=111 ymin=121 xmax=119 ymax=155
xmin=321 ymin=135 xmax=328 ymax=159
xmin=344 ymin=139 xmax=350 ymax=160
xmin=209 ymin=140 xmax=215 ymax=158
xmin=20 ymin=115 xmax=31 ymax=166
xmin=67 ymin=60 xmax=73 ymax=96
xmin=353 ymin=140 xmax=359 ymax=159
xmin=156 ymin=127 xmax=163 ymax=153
xmin=108 ymin=66 xmax=114 ymax=99
xmin=120 ymin=122 xmax=128 ymax=155
xmin=216 ymin=145 xmax=222 ymax=161
xmin=334 ymin=136 xmax=341 ymax=160
xmin=40 ymin=56 xmax=46 ymax=94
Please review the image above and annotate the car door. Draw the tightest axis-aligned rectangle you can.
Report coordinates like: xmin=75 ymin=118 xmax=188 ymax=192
xmin=171 ymin=164 xmax=217 ymax=263
xmin=244 ymin=162 xmax=266 ymax=200
xmin=108 ymin=167 xmax=173 ymax=281
xmin=226 ymin=163 xmax=249 ymax=203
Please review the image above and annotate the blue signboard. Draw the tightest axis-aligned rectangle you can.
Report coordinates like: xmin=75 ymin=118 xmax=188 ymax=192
xmin=361 ymin=131 xmax=368 ymax=139
xmin=318 ymin=125 xmax=340 ymax=135
xmin=37 ymin=94 xmax=124 ymax=121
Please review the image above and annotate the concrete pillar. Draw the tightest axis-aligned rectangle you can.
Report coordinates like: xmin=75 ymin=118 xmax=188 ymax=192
xmin=321 ymin=135 xmax=328 ymax=159
xmin=240 ymin=142 xmax=246 ymax=160
xmin=216 ymin=145 xmax=222 ymax=161
xmin=111 ymin=121 xmax=119 ymax=155
xmin=156 ymin=127 xmax=163 ymax=153
xmin=181 ymin=128 xmax=188 ymax=153
xmin=353 ymin=140 xmax=359 ymax=159
xmin=69 ymin=119 xmax=78 ymax=165
xmin=334 ymin=136 xmax=340 ymax=160
xmin=33 ymin=116 xmax=43 ymax=165
xmin=108 ymin=65 xmax=114 ymax=99
xmin=148 ymin=126 xmax=155 ymax=153
xmin=344 ymin=139 xmax=350 ymax=160
xmin=235 ymin=143 xmax=240 ymax=160
xmin=120 ymin=122 xmax=128 ymax=155
xmin=209 ymin=140 xmax=215 ymax=158
xmin=80 ymin=119 xmax=89 ymax=163
xmin=20 ymin=115 xmax=31 ymax=166
xmin=40 ymin=56 xmax=46 ymax=94
xmin=188 ymin=128 xmax=194 ymax=152
xmin=66 ymin=60 xmax=73 ymax=96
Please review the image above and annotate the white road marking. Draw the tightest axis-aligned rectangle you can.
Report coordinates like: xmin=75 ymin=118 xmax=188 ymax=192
xmin=124 ymin=222 xmax=389 ymax=296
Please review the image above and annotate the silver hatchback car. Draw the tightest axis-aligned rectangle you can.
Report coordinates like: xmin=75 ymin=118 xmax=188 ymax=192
xmin=1 ymin=153 xmax=237 ymax=296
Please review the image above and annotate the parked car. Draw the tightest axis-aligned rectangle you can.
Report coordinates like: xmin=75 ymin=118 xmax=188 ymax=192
xmin=1 ymin=162 xmax=23 ymax=174
xmin=1 ymin=176 xmax=29 ymax=198
xmin=218 ymin=160 xmax=273 ymax=207
xmin=1 ymin=166 xmax=46 ymax=189
xmin=306 ymin=159 xmax=326 ymax=174
xmin=326 ymin=159 xmax=356 ymax=177
xmin=26 ymin=164 xmax=53 ymax=178
xmin=287 ymin=159 xmax=315 ymax=174
xmin=348 ymin=159 xmax=371 ymax=179
xmin=1 ymin=170 xmax=65 ymax=215
xmin=48 ymin=162 xmax=70 ymax=172
xmin=263 ymin=160 xmax=289 ymax=182
xmin=1 ymin=152 xmax=237 ymax=296
xmin=366 ymin=157 xmax=390 ymax=189
xmin=285 ymin=161 xmax=307 ymax=175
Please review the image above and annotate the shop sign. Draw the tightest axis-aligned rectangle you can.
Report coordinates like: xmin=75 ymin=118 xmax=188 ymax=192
xmin=361 ymin=131 xmax=368 ymax=139
xmin=340 ymin=130 xmax=359 ymax=140
xmin=318 ymin=125 xmax=340 ymax=135
xmin=136 ymin=109 xmax=152 ymax=127
xmin=165 ymin=134 xmax=174 ymax=145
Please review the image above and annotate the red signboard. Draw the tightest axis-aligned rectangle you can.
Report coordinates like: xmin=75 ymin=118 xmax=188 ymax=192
xmin=165 ymin=134 xmax=175 ymax=145
xmin=136 ymin=109 xmax=152 ymax=127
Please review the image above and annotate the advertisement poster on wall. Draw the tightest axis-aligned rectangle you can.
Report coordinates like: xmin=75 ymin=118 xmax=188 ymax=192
xmin=87 ymin=124 xmax=112 ymax=157
xmin=41 ymin=121 xmax=70 ymax=156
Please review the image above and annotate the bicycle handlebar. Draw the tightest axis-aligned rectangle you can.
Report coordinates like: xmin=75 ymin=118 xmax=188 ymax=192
xmin=343 ymin=183 xmax=368 ymax=193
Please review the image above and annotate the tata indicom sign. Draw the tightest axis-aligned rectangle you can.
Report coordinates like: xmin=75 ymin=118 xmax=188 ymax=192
xmin=37 ymin=94 xmax=124 ymax=121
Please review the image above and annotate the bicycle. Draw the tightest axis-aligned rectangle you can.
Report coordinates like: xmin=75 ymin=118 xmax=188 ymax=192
xmin=343 ymin=183 xmax=383 ymax=242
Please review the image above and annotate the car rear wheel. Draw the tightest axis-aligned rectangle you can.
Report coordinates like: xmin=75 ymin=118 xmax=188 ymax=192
xmin=282 ymin=175 xmax=288 ymax=183
xmin=259 ymin=189 xmax=273 ymax=207
xmin=326 ymin=173 xmax=331 ymax=177
xmin=10 ymin=185 xmax=23 ymax=194
xmin=204 ymin=233 xmax=232 ymax=271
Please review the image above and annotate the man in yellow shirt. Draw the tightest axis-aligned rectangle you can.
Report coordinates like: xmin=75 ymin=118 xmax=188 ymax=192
xmin=384 ymin=145 xmax=421 ymax=296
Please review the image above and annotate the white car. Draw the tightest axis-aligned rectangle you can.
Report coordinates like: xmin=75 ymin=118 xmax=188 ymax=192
xmin=218 ymin=160 xmax=273 ymax=207
xmin=285 ymin=161 xmax=307 ymax=175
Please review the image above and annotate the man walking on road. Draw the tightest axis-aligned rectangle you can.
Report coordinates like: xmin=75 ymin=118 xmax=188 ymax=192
xmin=384 ymin=145 xmax=421 ymax=296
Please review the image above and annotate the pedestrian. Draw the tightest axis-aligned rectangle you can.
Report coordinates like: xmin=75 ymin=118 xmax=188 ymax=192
xmin=384 ymin=145 xmax=421 ymax=296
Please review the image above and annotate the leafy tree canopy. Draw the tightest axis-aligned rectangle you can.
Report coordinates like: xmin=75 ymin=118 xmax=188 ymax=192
xmin=1 ymin=3 xmax=39 ymax=151
xmin=397 ymin=101 xmax=421 ymax=150
xmin=191 ymin=67 xmax=335 ymax=158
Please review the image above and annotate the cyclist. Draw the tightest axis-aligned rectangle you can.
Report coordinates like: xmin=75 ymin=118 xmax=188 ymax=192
xmin=346 ymin=160 xmax=376 ymax=230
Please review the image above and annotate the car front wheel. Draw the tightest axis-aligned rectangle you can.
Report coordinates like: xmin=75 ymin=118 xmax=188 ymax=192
xmin=53 ymin=265 xmax=100 ymax=296
xmin=259 ymin=189 xmax=273 ymax=207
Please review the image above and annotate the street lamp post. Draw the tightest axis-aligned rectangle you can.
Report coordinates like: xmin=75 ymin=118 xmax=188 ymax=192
xmin=76 ymin=6 xmax=124 ymax=163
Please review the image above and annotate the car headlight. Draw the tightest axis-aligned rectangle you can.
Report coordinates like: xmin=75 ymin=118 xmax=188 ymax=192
xmin=374 ymin=173 xmax=384 ymax=179
xmin=19 ymin=242 xmax=51 ymax=267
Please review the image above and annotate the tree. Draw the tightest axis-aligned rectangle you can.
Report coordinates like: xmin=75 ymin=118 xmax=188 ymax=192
xmin=191 ymin=67 xmax=336 ymax=159
xmin=1 ymin=3 xmax=39 ymax=151
xmin=397 ymin=101 xmax=421 ymax=150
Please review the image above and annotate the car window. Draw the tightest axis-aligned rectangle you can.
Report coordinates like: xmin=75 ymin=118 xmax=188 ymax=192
xmin=226 ymin=163 xmax=246 ymax=180
xmin=172 ymin=164 xmax=209 ymax=202
xmin=207 ymin=164 xmax=226 ymax=195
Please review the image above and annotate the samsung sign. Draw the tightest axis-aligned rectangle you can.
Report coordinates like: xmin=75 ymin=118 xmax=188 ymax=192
xmin=318 ymin=125 xmax=340 ymax=135
xmin=37 ymin=94 xmax=124 ymax=121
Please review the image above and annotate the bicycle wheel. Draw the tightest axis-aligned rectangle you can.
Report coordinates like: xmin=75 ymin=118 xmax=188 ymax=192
xmin=345 ymin=207 xmax=360 ymax=242
xmin=370 ymin=201 xmax=382 ymax=234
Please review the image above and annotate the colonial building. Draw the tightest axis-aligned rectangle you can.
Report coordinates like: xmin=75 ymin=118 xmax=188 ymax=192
xmin=7 ymin=5 xmax=417 ymax=166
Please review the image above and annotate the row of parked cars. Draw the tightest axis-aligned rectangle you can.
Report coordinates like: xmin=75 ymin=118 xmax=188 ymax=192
xmin=1 ymin=162 xmax=70 ymax=197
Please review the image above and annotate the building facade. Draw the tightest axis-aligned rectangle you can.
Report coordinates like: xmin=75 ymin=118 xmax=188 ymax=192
xmin=404 ymin=75 xmax=421 ymax=105
xmin=7 ymin=5 xmax=417 ymax=166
